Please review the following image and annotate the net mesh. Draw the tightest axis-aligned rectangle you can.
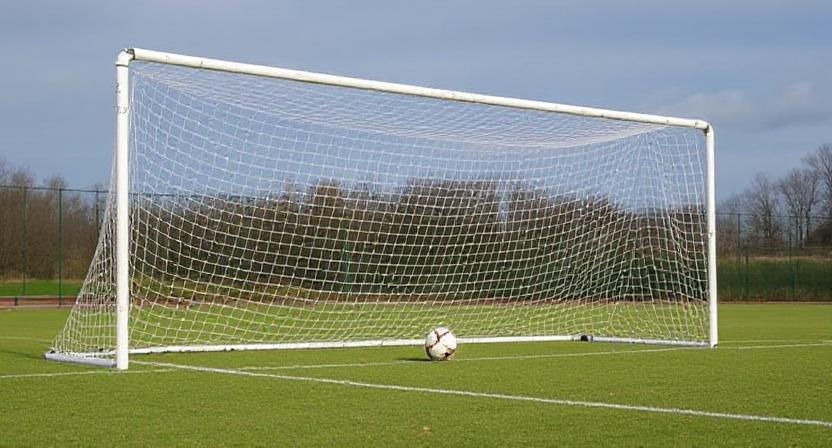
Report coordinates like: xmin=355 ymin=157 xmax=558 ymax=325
xmin=52 ymin=61 xmax=710 ymax=359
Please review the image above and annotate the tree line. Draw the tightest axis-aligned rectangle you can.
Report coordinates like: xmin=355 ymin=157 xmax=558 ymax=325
xmin=9 ymin=140 xmax=829 ymax=301
xmin=4 ymin=154 xmax=706 ymax=304
xmin=0 ymin=158 xmax=104 ymax=280
xmin=132 ymin=178 xmax=707 ymax=301
xmin=717 ymin=144 xmax=832 ymax=254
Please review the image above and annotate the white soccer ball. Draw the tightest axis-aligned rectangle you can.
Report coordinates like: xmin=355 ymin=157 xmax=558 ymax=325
xmin=425 ymin=326 xmax=457 ymax=361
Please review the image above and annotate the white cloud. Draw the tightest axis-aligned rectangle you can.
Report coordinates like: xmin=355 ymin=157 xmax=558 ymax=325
xmin=658 ymin=82 xmax=832 ymax=131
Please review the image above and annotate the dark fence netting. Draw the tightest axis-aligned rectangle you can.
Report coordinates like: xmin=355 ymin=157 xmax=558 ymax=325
xmin=1 ymin=184 xmax=830 ymax=303
xmin=0 ymin=185 xmax=106 ymax=303
xmin=717 ymin=212 xmax=832 ymax=301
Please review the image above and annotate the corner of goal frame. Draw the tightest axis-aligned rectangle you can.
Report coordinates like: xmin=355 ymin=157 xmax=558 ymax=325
xmin=44 ymin=350 xmax=117 ymax=368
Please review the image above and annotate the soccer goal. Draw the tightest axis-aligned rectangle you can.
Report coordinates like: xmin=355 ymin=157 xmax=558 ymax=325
xmin=46 ymin=48 xmax=717 ymax=369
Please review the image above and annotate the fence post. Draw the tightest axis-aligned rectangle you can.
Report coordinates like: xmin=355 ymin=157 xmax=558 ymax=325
xmin=788 ymin=221 xmax=795 ymax=299
xmin=793 ymin=215 xmax=798 ymax=298
xmin=95 ymin=188 xmax=100 ymax=235
xmin=341 ymin=242 xmax=351 ymax=293
xmin=58 ymin=188 xmax=63 ymax=306
xmin=744 ymin=253 xmax=749 ymax=299
xmin=21 ymin=186 xmax=28 ymax=296
xmin=736 ymin=212 xmax=741 ymax=300
xmin=736 ymin=212 xmax=741 ymax=254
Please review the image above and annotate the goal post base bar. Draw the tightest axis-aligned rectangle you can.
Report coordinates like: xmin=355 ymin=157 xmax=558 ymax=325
xmin=125 ymin=335 xmax=708 ymax=354
xmin=582 ymin=336 xmax=710 ymax=348
xmin=43 ymin=335 xmax=708 ymax=367
xmin=128 ymin=336 xmax=574 ymax=355
xmin=43 ymin=351 xmax=116 ymax=368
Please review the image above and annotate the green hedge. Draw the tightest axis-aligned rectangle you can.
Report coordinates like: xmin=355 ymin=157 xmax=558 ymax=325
xmin=718 ymin=257 xmax=832 ymax=301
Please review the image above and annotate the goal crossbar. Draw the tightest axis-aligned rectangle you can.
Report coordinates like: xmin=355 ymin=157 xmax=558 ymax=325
xmin=128 ymin=48 xmax=710 ymax=131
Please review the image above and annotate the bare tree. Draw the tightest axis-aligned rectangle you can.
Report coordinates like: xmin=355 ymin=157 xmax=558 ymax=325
xmin=0 ymin=162 xmax=35 ymax=277
xmin=0 ymin=156 xmax=9 ymax=183
xmin=44 ymin=175 xmax=68 ymax=190
xmin=778 ymin=168 xmax=820 ymax=247
xmin=716 ymin=193 xmax=743 ymax=255
xmin=744 ymin=173 xmax=782 ymax=247
xmin=9 ymin=168 xmax=34 ymax=188
xmin=805 ymin=143 xmax=832 ymax=218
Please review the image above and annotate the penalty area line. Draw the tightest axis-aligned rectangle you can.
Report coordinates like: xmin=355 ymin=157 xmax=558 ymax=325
xmin=136 ymin=360 xmax=832 ymax=428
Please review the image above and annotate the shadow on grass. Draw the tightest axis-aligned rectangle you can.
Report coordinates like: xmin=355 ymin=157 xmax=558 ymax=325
xmin=395 ymin=357 xmax=433 ymax=362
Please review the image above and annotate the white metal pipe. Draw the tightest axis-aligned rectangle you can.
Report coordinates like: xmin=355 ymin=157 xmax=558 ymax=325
xmin=129 ymin=340 xmax=425 ymax=354
xmin=706 ymin=126 xmax=718 ymax=348
xmin=128 ymin=48 xmax=710 ymax=131
xmin=115 ymin=50 xmax=133 ymax=370
xmin=44 ymin=352 xmax=116 ymax=368
xmin=460 ymin=335 xmax=573 ymax=344
xmin=586 ymin=336 xmax=710 ymax=348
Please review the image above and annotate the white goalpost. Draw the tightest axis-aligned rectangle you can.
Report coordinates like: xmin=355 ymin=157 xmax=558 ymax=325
xmin=46 ymin=48 xmax=717 ymax=369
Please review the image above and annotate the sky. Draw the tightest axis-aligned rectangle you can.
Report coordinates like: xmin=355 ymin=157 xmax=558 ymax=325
xmin=0 ymin=0 xmax=830 ymax=200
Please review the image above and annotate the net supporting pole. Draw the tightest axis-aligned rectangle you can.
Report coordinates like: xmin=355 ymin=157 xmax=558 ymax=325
xmin=706 ymin=126 xmax=718 ymax=348
xmin=115 ymin=50 xmax=133 ymax=370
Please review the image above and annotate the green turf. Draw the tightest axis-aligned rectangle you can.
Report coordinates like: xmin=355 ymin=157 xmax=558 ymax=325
xmin=0 ymin=279 xmax=83 ymax=297
xmin=61 ymin=299 xmax=712 ymax=351
xmin=1 ymin=305 xmax=830 ymax=446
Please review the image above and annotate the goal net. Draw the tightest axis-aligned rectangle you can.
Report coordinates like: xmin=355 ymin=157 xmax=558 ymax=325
xmin=48 ymin=49 xmax=716 ymax=368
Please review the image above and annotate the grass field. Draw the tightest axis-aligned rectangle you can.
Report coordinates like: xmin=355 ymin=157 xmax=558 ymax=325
xmin=1 ymin=305 xmax=830 ymax=446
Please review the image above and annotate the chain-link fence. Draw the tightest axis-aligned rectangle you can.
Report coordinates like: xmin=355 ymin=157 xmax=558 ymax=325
xmin=716 ymin=212 xmax=832 ymax=301
xmin=1 ymin=184 xmax=830 ymax=304
xmin=0 ymin=185 xmax=106 ymax=305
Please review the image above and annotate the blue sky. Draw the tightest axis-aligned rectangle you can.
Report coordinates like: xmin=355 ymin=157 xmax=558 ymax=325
xmin=1 ymin=1 xmax=830 ymax=199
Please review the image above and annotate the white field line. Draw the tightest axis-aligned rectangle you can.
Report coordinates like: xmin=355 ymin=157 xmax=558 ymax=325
xmin=0 ymin=368 xmax=174 ymax=380
xmin=4 ymin=341 xmax=828 ymax=381
xmin=236 ymin=346 xmax=689 ymax=371
xmin=233 ymin=342 xmax=831 ymax=372
xmin=731 ymin=342 xmax=832 ymax=350
xmin=0 ymin=347 xmax=712 ymax=381
xmin=719 ymin=339 xmax=828 ymax=344
xmin=138 ymin=360 xmax=832 ymax=428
